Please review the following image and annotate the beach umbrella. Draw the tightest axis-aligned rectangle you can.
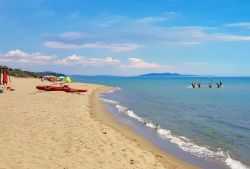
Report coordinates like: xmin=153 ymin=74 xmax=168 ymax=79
xmin=66 ymin=76 xmax=72 ymax=83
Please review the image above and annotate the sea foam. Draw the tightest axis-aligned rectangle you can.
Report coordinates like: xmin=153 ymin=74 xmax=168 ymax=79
xmin=225 ymin=155 xmax=249 ymax=169
xmin=106 ymin=87 xmax=121 ymax=93
xmin=101 ymin=98 xmax=119 ymax=105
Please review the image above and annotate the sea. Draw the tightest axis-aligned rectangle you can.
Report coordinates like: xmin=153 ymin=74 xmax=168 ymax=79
xmin=72 ymin=76 xmax=250 ymax=169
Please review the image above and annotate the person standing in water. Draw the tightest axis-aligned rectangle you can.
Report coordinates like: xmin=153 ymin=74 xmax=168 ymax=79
xmin=216 ymin=83 xmax=220 ymax=88
xmin=209 ymin=82 xmax=212 ymax=88
xmin=219 ymin=81 xmax=223 ymax=87
xmin=198 ymin=83 xmax=201 ymax=88
xmin=191 ymin=82 xmax=195 ymax=88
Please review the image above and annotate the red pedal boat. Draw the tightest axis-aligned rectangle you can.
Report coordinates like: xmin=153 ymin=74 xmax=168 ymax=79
xmin=36 ymin=85 xmax=87 ymax=93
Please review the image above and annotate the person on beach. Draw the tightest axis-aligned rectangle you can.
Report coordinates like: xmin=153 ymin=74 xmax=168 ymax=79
xmin=39 ymin=76 xmax=42 ymax=82
xmin=2 ymin=69 xmax=8 ymax=85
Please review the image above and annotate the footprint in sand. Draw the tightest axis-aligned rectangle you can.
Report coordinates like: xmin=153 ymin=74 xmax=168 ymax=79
xmin=130 ymin=159 xmax=135 ymax=165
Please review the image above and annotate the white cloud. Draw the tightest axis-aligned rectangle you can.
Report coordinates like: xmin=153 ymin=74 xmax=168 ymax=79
xmin=90 ymin=57 xmax=121 ymax=65
xmin=34 ymin=54 xmax=54 ymax=61
xmin=43 ymin=32 xmax=91 ymax=41
xmin=5 ymin=49 xmax=29 ymax=58
xmin=155 ymin=26 xmax=250 ymax=45
xmin=128 ymin=57 xmax=173 ymax=69
xmin=211 ymin=34 xmax=250 ymax=41
xmin=144 ymin=26 xmax=209 ymax=45
xmin=1 ymin=50 xmax=57 ymax=64
xmin=58 ymin=32 xmax=87 ymax=40
xmin=224 ymin=22 xmax=250 ymax=28
xmin=43 ymin=41 xmax=144 ymax=52
xmin=135 ymin=11 xmax=180 ymax=25
xmin=1 ymin=50 xmax=123 ymax=66
xmin=90 ymin=15 xmax=126 ymax=27
xmin=96 ymin=18 xmax=121 ymax=27
xmin=57 ymin=55 xmax=171 ymax=70
xmin=1 ymin=50 xmax=174 ymax=73
xmin=0 ymin=58 xmax=11 ymax=62
xmin=162 ymin=11 xmax=180 ymax=16
xmin=61 ymin=54 xmax=82 ymax=62
xmin=56 ymin=55 xmax=172 ymax=69
xmin=135 ymin=16 xmax=167 ymax=24
xmin=56 ymin=54 xmax=121 ymax=66
xmin=44 ymin=25 xmax=250 ymax=49
xmin=43 ymin=41 xmax=79 ymax=49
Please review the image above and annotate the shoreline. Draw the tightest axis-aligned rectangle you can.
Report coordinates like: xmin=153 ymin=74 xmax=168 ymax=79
xmin=97 ymin=90 xmax=231 ymax=169
xmin=72 ymin=76 xmax=250 ymax=169
xmin=90 ymin=85 xmax=199 ymax=169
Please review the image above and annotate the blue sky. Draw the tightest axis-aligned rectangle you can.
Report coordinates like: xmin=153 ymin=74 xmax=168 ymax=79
xmin=1 ymin=0 xmax=250 ymax=76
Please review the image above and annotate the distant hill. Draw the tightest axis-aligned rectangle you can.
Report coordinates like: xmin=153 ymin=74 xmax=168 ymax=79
xmin=139 ymin=73 xmax=195 ymax=77
xmin=71 ymin=75 xmax=118 ymax=77
xmin=71 ymin=73 xmax=197 ymax=78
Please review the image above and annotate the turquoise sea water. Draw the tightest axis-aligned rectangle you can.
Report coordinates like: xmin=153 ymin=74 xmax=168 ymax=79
xmin=72 ymin=76 xmax=250 ymax=169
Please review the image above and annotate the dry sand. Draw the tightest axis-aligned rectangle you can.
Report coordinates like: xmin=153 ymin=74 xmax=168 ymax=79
xmin=0 ymin=77 xmax=199 ymax=169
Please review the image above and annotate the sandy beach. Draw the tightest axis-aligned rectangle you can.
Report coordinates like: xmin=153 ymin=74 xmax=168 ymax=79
xmin=0 ymin=77 xmax=199 ymax=169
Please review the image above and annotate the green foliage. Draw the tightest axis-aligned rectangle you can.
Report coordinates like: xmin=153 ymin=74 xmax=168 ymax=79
xmin=0 ymin=66 xmax=65 ymax=78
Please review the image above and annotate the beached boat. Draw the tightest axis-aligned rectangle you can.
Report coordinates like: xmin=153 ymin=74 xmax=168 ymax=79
xmin=36 ymin=85 xmax=87 ymax=93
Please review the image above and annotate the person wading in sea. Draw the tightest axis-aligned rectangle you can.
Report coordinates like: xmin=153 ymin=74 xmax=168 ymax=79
xmin=219 ymin=81 xmax=223 ymax=87
xmin=209 ymin=82 xmax=212 ymax=88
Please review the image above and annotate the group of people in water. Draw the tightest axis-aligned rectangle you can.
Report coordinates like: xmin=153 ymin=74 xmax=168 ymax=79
xmin=191 ymin=81 xmax=223 ymax=88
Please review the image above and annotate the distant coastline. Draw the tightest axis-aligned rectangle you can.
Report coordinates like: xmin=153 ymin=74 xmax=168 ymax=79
xmin=139 ymin=73 xmax=197 ymax=77
xmin=70 ymin=72 xmax=198 ymax=78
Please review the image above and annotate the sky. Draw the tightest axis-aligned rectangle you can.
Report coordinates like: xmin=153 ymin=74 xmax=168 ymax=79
xmin=1 ymin=0 xmax=250 ymax=76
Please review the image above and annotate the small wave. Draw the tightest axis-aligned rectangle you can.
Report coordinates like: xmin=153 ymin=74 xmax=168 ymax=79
xmin=106 ymin=87 xmax=121 ymax=93
xmin=115 ymin=104 xmax=144 ymax=123
xmin=145 ymin=122 xmax=158 ymax=129
xmin=157 ymin=127 xmax=250 ymax=168
xmin=115 ymin=104 xmax=128 ymax=113
xmin=102 ymin=97 xmax=249 ymax=169
xmin=144 ymin=118 xmax=158 ymax=129
xmin=101 ymin=98 xmax=119 ymax=105
xmin=157 ymin=128 xmax=226 ymax=160
xmin=115 ymin=104 xmax=227 ymax=163
xmin=115 ymin=87 xmax=122 ymax=91
xmin=126 ymin=110 xmax=144 ymax=123
xmin=225 ymin=155 xmax=249 ymax=169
